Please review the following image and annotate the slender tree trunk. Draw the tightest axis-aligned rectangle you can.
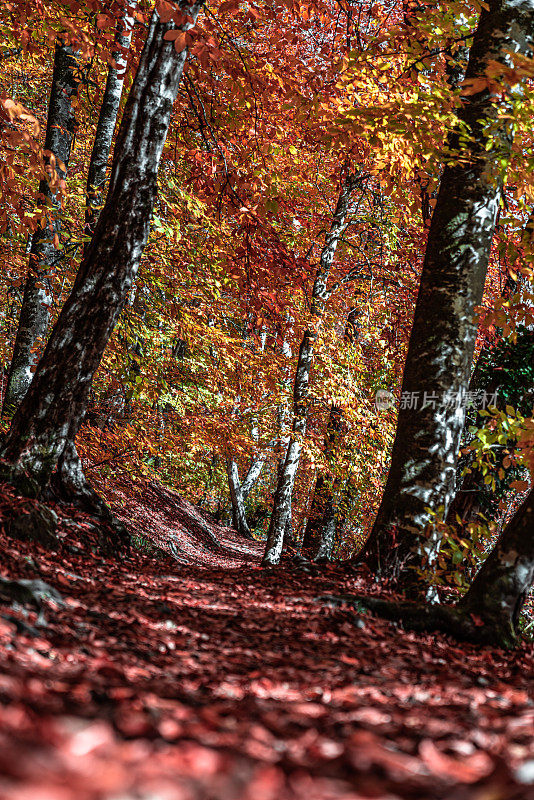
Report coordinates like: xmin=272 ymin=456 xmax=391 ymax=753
xmin=361 ymin=0 xmax=534 ymax=588
xmin=240 ymin=454 xmax=265 ymax=500
xmin=301 ymin=409 xmax=342 ymax=561
xmin=271 ymin=321 xmax=293 ymax=530
xmin=0 ymin=4 xmax=204 ymax=500
xmin=223 ymin=452 xmax=269 ymax=525
xmin=303 ymin=472 xmax=337 ymax=562
xmin=314 ymin=497 xmax=336 ymax=562
xmin=262 ymin=172 xmax=360 ymax=565
xmin=84 ymin=0 xmax=137 ymax=256
xmin=302 ymin=474 xmax=329 ymax=558
xmin=301 ymin=309 xmax=359 ymax=561
xmin=223 ymin=412 xmax=269 ymax=525
xmin=225 ymin=457 xmax=252 ymax=539
xmin=2 ymin=40 xmax=79 ymax=416
xmin=58 ymin=1 xmax=138 ymax=503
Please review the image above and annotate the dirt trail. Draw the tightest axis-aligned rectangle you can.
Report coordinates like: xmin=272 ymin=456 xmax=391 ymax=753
xmin=0 ymin=480 xmax=533 ymax=800
xmin=109 ymin=480 xmax=264 ymax=567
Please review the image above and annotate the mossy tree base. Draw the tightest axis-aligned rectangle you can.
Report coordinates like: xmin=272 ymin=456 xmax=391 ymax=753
xmin=4 ymin=498 xmax=60 ymax=550
xmin=0 ymin=457 xmax=130 ymax=558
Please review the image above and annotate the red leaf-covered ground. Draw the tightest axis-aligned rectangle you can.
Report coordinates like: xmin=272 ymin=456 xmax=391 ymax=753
xmin=0 ymin=480 xmax=533 ymax=800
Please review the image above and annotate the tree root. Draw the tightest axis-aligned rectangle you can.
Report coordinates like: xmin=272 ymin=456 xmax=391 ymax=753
xmin=0 ymin=576 xmax=63 ymax=610
xmin=1 ymin=448 xmax=130 ymax=557
xmin=316 ymin=593 xmax=519 ymax=649
xmin=3 ymin=497 xmax=60 ymax=549
xmin=0 ymin=459 xmax=41 ymax=499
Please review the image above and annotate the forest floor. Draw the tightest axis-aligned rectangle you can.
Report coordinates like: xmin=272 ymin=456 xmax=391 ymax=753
xmin=0 ymin=480 xmax=533 ymax=800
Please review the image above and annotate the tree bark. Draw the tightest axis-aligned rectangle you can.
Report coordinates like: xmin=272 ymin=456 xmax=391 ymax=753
xmin=222 ymin=452 xmax=269 ymax=525
xmin=301 ymin=410 xmax=342 ymax=561
xmin=458 ymin=487 xmax=534 ymax=647
xmin=446 ymin=213 xmax=534 ymax=528
xmin=302 ymin=474 xmax=329 ymax=559
xmin=84 ymin=0 xmax=137 ymax=257
xmin=313 ymin=494 xmax=336 ymax=562
xmin=240 ymin=454 xmax=265 ymax=500
xmin=226 ymin=457 xmax=252 ymax=539
xmin=0 ymin=4 xmax=204 ymax=499
xmin=361 ymin=0 xmax=534 ymax=588
xmin=2 ymin=40 xmax=79 ymax=416
xmin=341 ymin=486 xmax=534 ymax=649
xmin=55 ymin=1 xmax=138 ymax=501
xmin=262 ymin=172 xmax=360 ymax=565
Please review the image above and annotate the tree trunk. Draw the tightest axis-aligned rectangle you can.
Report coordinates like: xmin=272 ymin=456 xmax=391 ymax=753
xmin=458 ymin=487 xmax=534 ymax=647
xmin=226 ymin=457 xmax=252 ymax=539
xmin=60 ymin=3 xmax=138 ymax=500
xmin=223 ymin=414 xmax=271 ymax=525
xmin=301 ymin=474 xmax=329 ymax=559
xmin=240 ymin=454 xmax=265 ymax=500
xmin=0 ymin=4 xmax=204 ymax=500
xmin=301 ymin=309 xmax=359 ymax=561
xmin=347 ymin=487 xmax=534 ymax=649
xmin=361 ymin=0 xmax=534 ymax=589
xmin=84 ymin=0 xmax=137 ymax=256
xmin=313 ymin=495 xmax=336 ymax=562
xmin=301 ymin=408 xmax=343 ymax=562
xmin=262 ymin=172 xmax=360 ymax=565
xmin=2 ymin=40 xmax=79 ymax=416
xmin=223 ymin=453 xmax=269 ymax=526
xmin=446 ymin=214 xmax=534 ymax=528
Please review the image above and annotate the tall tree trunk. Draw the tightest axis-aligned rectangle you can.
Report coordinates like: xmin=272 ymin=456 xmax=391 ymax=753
xmin=57 ymin=0 xmax=138 ymax=505
xmin=0 ymin=4 xmax=204 ymax=501
xmin=446 ymin=214 xmax=534 ymax=529
xmin=84 ymin=0 xmax=137 ymax=256
xmin=2 ymin=40 xmax=79 ymax=416
xmin=262 ymin=172 xmax=360 ymax=565
xmin=361 ymin=0 xmax=534 ymax=589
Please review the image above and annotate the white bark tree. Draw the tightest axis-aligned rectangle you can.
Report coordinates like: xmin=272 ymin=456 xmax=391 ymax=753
xmin=3 ymin=39 xmax=80 ymax=415
xmin=263 ymin=171 xmax=362 ymax=565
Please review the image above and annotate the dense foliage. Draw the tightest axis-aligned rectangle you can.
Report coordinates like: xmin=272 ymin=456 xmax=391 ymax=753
xmin=2 ymin=0 xmax=532 ymax=556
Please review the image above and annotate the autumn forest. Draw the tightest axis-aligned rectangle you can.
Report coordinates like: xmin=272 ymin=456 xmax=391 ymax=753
xmin=0 ymin=0 xmax=534 ymax=797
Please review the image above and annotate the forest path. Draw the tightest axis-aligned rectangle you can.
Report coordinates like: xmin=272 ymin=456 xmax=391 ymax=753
xmin=108 ymin=479 xmax=265 ymax=567
xmin=0 ymin=480 xmax=533 ymax=800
